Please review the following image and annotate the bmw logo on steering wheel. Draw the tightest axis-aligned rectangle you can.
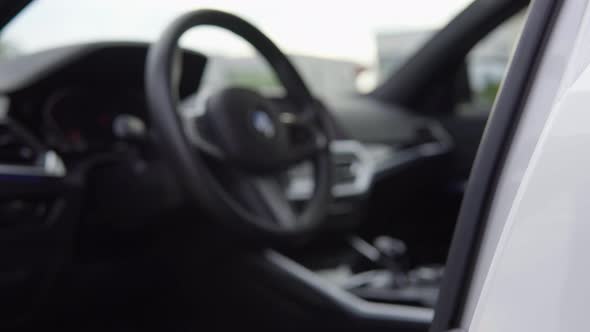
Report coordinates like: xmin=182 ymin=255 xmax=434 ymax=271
xmin=252 ymin=110 xmax=276 ymax=139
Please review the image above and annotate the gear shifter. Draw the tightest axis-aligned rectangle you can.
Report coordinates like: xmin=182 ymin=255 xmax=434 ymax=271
xmin=348 ymin=236 xmax=409 ymax=287
xmin=344 ymin=236 xmax=442 ymax=307
xmin=373 ymin=236 xmax=408 ymax=271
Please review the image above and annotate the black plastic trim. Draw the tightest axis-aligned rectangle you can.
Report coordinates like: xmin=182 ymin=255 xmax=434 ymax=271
xmin=373 ymin=0 xmax=529 ymax=108
xmin=261 ymin=250 xmax=434 ymax=331
xmin=0 ymin=42 xmax=207 ymax=96
xmin=0 ymin=0 xmax=32 ymax=31
xmin=430 ymin=0 xmax=565 ymax=331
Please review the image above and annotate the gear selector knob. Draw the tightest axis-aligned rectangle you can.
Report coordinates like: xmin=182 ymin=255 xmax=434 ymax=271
xmin=373 ymin=236 xmax=407 ymax=262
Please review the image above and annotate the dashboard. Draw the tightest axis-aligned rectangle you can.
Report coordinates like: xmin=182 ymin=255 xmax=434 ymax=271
xmin=0 ymin=42 xmax=455 ymax=324
xmin=1 ymin=42 xmax=206 ymax=157
xmin=0 ymin=42 xmax=453 ymax=218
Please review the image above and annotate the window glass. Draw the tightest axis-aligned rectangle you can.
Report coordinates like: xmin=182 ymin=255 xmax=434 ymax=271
xmin=463 ymin=12 xmax=527 ymax=113
xmin=1 ymin=0 xmax=473 ymax=98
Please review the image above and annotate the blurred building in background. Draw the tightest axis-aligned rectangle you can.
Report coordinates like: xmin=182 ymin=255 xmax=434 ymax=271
xmin=376 ymin=30 xmax=433 ymax=81
xmin=202 ymin=55 xmax=360 ymax=99
xmin=200 ymin=12 xmax=523 ymax=103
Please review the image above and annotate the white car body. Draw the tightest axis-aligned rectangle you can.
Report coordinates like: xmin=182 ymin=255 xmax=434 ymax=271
xmin=459 ymin=1 xmax=590 ymax=331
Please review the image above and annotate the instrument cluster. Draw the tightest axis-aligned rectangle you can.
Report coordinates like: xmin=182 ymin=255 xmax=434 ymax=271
xmin=42 ymin=88 xmax=147 ymax=156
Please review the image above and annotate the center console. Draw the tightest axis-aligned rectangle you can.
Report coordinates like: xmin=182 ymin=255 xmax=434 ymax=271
xmin=261 ymin=249 xmax=435 ymax=330
xmin=269 ymin=123 xmax=452 ymax=326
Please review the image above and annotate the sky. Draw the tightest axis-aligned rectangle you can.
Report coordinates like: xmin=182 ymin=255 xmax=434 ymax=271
xmin=1 ymin=0 xmax=473 ymax=66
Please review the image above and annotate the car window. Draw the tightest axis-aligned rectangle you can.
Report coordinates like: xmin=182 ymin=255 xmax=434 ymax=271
xmin=460 ymin=11 xmax=527 ymax=114
xmin=0 ymin=0 xmax=474 ymax=99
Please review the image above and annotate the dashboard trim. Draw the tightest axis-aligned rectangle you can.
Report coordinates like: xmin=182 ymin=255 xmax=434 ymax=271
xmin=286 ymin=122 xmax=453 ymax=201
xmin=0 ymin=150 xmax=66 ymax=178
xmin=265 ymin=249 xmax=434 ymax=325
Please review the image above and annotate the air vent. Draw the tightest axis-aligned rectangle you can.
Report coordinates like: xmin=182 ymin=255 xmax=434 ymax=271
xmin=0 ymin=123 xmax=39 ymax=166
xmin=333 ymin=152 xmax=359 ymax=184
xmin=286 ymin=140 xmax=373 ymax=201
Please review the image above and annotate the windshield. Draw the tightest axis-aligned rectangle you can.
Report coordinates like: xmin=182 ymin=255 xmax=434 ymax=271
xmin=0 ymin=0 xmax=472 ymax=98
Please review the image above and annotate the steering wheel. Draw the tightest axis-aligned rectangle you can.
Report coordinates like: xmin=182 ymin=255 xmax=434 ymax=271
xmin=145 ymin=10 xmax=333 ymax=241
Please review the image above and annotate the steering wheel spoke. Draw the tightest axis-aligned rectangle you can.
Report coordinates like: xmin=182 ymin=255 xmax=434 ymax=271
xmin=284 ymin=120 xmax=328 ymax=163
xmin=274 ymin=99 xmax=331 ymax=164
xmin=249 ymin=175 xmax=298 ymax=228
xmin=181 ymin=112 xmax=227 ymax=160
xmin=228 ymin=171 xmax=297 ymax=229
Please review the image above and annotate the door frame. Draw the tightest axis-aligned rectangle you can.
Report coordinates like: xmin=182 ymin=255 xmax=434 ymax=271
xmin=429 ymin=0 xmax=565 ymax=331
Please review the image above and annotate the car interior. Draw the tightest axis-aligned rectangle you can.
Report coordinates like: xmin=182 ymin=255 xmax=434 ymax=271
xmin=0 ymin=0 xmax=529 ymax=331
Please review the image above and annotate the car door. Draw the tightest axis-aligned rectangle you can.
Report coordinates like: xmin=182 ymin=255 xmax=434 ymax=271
xmin=430 ymin=0 xmax=590 ymax=331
